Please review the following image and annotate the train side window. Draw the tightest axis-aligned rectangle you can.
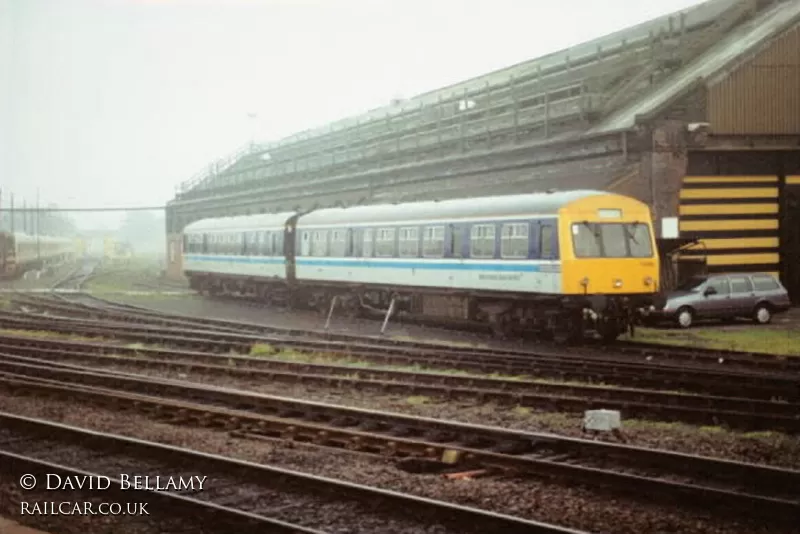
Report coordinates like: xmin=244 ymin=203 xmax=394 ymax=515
xmin=376 ymin=228 xmax=395 ymax=257
xmin=423 ymin=226 xmax=444 ymax=257
xmin=273 ymin=232 xmax=281 ymax=256
xmin=470 ymin=224 xmax=495 ymax=258
xmin=501 ymin=223 xmax=528 ymax=259
xmin=311 ymin=230 xmax=328 ymax=257
xmin=540 ymin=225 xmax=554 ymax=259
xmin=399 ymin=227 xmax=419 ymax=257
xmin=363 ymin=229 xmax=374 ymax=257
xmin=330 ymin=229 xmax=346 ymax=257
xmin=299 ymin=231 xmax=310 ymax=257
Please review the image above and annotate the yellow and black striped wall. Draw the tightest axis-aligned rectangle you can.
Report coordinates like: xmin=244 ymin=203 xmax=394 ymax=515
xmin=678 ymin=176 xmax=780 ymax=279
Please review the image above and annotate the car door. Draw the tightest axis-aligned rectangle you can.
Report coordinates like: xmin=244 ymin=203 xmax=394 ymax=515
xmin=695 ymin=276 xmax=732 ymax=318
xmin=728 ymin=275 xmax=755 ymax=317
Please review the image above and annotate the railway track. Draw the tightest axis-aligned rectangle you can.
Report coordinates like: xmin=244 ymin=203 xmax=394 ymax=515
xmin=0 ymin=330 xmax=796 ymax=432
xmin=0 ymin=359 xmax=798 ymax=528
xmin=8 ymin=293 xmax=800 ymax=396
xmin=12 ymin=290 xmax=800 ymax=376
xmin=49 ymin=260 xmax=100 ymax=291
xmin=0 ymin=411 xmax=566 ymax=534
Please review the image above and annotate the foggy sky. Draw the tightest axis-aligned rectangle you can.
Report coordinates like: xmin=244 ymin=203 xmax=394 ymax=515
xmin=1 ymin=0 xmax=707 ymax=229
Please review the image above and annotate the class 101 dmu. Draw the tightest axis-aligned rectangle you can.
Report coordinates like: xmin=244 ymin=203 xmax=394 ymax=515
xmin=181 ymin=190 xmax=661 ymax=342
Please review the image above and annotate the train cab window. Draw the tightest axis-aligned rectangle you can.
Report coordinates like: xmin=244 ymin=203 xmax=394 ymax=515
xmin=330 ymin=230 xmax=347 ymax=257
xmin=399 ymin=227 xmax=419 ymax=257
xmin=376 ymin=228 xmax=395 ymax=257
xmin=599 ymin=224 xmax=627 ymax=258
xmin=571 ymin=222 xmax=653 ymax=258
xmin=470 ymin=224 xmax=496 ymax=258
xmin=626 ymin=223 xmax=653 ymax=258
xmin=540 ymin=225 xmax=554 ymax=259
xmin=311 ymin=231 xmax=328 ymax=257
xmin=571 ymin=224 xmax=600 ymax=257
xmin=423 ymin=226 xmax=445 ymax=257
xmin=501 ymin=223 xmax=529 ymax=259
xmin=363 ymin=229 xmax=374 ymax=257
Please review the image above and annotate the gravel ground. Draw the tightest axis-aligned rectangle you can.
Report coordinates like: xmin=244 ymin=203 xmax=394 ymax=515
xmin=0 ymin=392 xmax=784 ymax=534
xmin=53 ymin=360 xmax=800 ymax=469
xmin=109 ymin=293 xmax=524 ymax=350
xmin=0 ymin=427 xmax=457 ymax=534
xmin=0 ymin=483 xmax=220 ymax=534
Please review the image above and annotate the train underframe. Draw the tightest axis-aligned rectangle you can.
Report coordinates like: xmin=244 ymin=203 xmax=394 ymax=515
xmin=188 ymin=272 xmax=656 ymax=343
xmin=1 ymin=255 xmax=69 ymax=280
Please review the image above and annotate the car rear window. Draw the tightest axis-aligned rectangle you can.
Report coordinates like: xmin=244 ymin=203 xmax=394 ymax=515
xmin=752 ymin=275 xmax=779 ymax=291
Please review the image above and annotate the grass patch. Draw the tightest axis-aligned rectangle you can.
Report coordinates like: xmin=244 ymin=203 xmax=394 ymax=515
xmin=389 ymin=334 xmax=489 ymax=349
xmin=405 ymin=395 xmax=431 ymax=405
xmin=628 ymin=326 xmax=800 ymax=356
xmin=246 ymin=345 xmax=543 ymax=382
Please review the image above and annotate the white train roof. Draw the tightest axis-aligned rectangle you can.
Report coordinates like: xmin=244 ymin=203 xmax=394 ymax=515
xmin=297 ymin=190 xmax=629 ymax=227
xmin=184 ymin=212 xmax=297 ymax=233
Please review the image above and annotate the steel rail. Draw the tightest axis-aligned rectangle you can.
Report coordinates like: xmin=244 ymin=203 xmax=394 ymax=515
xmin=0 ymin=411 xmax=574 ymax=534
xmin=0 ymin=307 xmax=795 ymax=402
xmin=43 ymin=291 xmax=800 ymax=373
xmin=0 ymin=339 xmax=796 ymax=432
xmin=1 ymin=359 xmax=799 ymax=520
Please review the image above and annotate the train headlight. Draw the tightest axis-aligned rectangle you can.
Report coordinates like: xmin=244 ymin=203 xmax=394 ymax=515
xmin=643 ymin=276 xmax=653 ymax=287
xmin=613 ymin=279 xmax=623 ymax=288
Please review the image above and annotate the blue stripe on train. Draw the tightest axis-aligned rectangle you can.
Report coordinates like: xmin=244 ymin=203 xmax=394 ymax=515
xmin=184 ymin=255 xmax=559 ymax=273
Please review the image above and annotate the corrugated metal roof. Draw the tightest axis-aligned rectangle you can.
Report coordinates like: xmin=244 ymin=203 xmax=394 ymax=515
xmin=590 ymin=0 xmax=800 ymax=133
xmin=261 ymin=0 xmax=740 ymax=149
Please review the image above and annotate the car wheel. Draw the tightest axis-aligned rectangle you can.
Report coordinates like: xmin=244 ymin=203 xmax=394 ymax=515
xmin=753 ymin=304 xmax=772 ymax=325
xmin=676 ymin=307 xmax=693 ymax=329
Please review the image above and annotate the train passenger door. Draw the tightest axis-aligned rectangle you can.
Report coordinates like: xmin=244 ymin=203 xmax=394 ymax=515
xmin=300 ymin=231 xmax=311 ymax=256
